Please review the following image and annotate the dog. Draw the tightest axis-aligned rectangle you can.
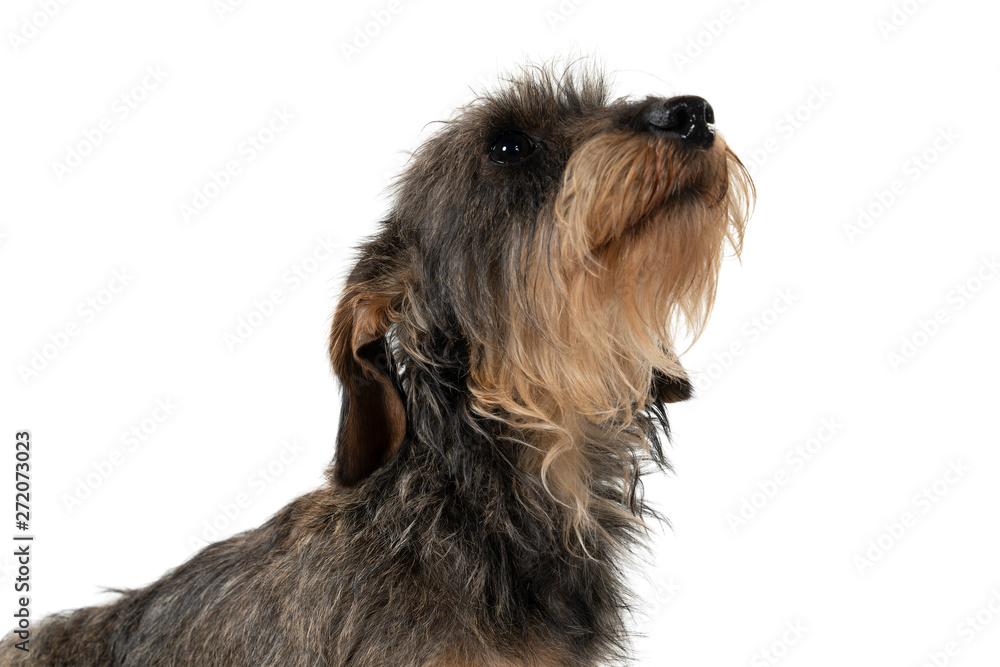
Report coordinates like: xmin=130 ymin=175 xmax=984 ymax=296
xmin=2 ymin=63 xmax=752 ymax=666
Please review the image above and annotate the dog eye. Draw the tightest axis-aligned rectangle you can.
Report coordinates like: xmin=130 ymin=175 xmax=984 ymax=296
xmin=488 ymin=131 xmax=534 ymax=165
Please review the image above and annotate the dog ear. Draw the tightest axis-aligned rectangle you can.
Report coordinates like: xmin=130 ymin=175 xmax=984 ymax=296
xmin=328 ymin=255 xmax=407 ymax=487
xmin=652 ymin=368 xmax=693 ymax=404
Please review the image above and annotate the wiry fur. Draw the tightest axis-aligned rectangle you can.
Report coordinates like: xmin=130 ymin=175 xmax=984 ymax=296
xmin=1 ymin=63 xmax=752 ymax=666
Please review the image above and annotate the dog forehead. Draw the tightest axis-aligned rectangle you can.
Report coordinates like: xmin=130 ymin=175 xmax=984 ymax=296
xmin=463 ymin=68 xmax=613 ymax=134
xmin=386 ymin=66 xmax=619 ymax=239
xmin=403 ymin=72 xmax=616 ymax=181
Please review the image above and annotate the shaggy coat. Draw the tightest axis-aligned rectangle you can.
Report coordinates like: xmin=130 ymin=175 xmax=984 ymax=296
xmin=2 ymin=65 xmax=751 ymax=666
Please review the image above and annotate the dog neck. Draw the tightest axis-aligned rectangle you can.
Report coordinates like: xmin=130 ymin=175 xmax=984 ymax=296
xmin=332 ymin=328 xmax=669 ymax=660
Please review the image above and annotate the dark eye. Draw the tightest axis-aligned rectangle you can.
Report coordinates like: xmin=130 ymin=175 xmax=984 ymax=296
xmin=488 ymin=131 xmax=535 ymax=165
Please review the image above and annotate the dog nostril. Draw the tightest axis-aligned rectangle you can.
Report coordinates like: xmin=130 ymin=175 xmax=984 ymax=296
xmin=652 ymin=107 xmax=690 ymax=134
xmin=643 ymin=96 xmax=715 ymax=148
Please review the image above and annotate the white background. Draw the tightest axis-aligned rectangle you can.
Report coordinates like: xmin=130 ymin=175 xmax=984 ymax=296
xmin=2 ymin=0 xmax=999 ymax=665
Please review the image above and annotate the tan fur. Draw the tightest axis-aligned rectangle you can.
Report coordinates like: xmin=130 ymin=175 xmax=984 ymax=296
xmin=468 ymin=135 xmax=753 ymax=543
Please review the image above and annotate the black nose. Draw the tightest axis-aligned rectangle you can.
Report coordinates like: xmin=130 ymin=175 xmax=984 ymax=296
xmin=641 ymin=96 xmax=715 ymax=148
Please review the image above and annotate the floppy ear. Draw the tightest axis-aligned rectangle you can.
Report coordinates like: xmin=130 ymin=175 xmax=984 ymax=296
xmin=328 ymin=256 xmax=407 ymax=487
xmin=652 ymin=368 xmax=693 ymax=404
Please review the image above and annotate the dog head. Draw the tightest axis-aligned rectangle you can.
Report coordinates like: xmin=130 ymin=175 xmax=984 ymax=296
xmin=328 ymin=63 xmax=753 ymax=535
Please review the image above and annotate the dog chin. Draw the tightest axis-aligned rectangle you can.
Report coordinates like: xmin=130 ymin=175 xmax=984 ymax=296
xmin=666 ymin=146 xmax=737 ymax=208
